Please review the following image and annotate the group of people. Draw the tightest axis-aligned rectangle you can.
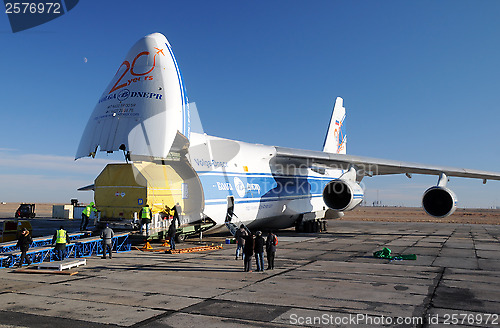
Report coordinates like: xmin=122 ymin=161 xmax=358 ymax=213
xmin=14 ymin=225 xmax=72 ymax=267
xmin=17 ymin=202 xmax=279 ymax=271
xmin=234 ymin=225 xmax=278 ymax=272
xmin=15 ymin=223 xmax=116 ymax=267
xmin=53 ymin=224 xmax=115 ymax=261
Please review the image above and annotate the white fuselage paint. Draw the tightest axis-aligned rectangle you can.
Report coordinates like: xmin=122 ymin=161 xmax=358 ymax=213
xmin=187 ymin=132 xmax=344 ymax=229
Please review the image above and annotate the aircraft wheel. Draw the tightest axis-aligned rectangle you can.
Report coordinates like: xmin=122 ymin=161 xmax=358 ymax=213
xmin=176 ymin=234 xmax=186 ymax=243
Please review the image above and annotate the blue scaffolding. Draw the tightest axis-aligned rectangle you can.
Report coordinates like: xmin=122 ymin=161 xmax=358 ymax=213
xmin=0 ymin=232 xmax=85 ymax=253
xmin=0 ymin=232 xmax=130 ymax=268
xmin=0 ymin=255 xmax=9 ymax=268
xmin=75 ymin=233 xmax=131 ymax=257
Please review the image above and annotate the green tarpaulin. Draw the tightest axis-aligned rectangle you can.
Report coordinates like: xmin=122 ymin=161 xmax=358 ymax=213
xmin=373 ymin=247 xmax=416 ymax=260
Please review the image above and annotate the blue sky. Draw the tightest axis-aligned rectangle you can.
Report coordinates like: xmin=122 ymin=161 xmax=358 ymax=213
xmin=0 ymin=0 xmax=499 ymax=207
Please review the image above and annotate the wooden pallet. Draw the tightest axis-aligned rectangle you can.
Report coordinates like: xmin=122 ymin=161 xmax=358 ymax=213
xmin=38 ymin=258 xmax=86 ymax=271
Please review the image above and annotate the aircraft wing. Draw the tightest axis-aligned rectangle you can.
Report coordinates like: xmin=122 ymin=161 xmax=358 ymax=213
xmin=274 ymin=146 xmax=500 ymax=181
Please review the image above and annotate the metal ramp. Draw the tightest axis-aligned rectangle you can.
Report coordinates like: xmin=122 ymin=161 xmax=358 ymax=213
xmin=6 ymin=244 xmax=78 ymax=268
xmin=0 ymin=255 xmax=9 ymax=269
xmin=225 ymin=220 xmax=250 ymax=236
xmin=75 ymin=232 xmax=131 ymax=257
xmin=224 ymin=221 xmax=239 ymax=236
xmin=0 ymin=232 xmax=131 ymax=268
xmin=224 ymin=196 xmax=250 ymax=236
xmin=0 ymin=232 xmax=85 ymax=253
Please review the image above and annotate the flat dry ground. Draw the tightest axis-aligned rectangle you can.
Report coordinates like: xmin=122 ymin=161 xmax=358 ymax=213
xmin=0 ymin=203 xmax=60 ymax=218
xmin=1 ymin=202 xmax=499 ymax=225
xmin=342 ymin=206 xmax=500 ymax=225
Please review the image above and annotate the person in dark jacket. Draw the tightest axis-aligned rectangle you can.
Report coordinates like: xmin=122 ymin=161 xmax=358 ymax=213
xmin=243 ymin=232 xmax=254 ymax=272
xmin=266 ymin=231 xmax=278 ymax=270
xmin=100 ymin=223 xmax=115 ymax=259
xmin=52 ymin=226 xmax=69 ymax=261
xmin=167 ymin=218 xmax=176 ymax=250
xmin=234 ymin=225 xmax=247 ymax=260
xmin=254 ymin=231 xmax=265 ymax=272
xmin=16 ymin=228 xmax=32 ymax=267
xmin=172 ymin=204 xmax=181 ymax=226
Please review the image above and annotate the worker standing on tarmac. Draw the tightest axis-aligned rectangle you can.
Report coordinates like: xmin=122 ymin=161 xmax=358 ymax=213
xmin=243 ymin=232 xmax=254 ymax=272
xmin=81 ymin=202 xmax=97 ymax=231
xmin=139 ymin=204 xmax=152 ymax=236
xmin=52 ymin=226 xmax=69 ymax=261
xmin=167 ymin=213 xmax=177 ymax=250
xmin=266 ymin=231 xmax=278 ymax=270
xmin=254 ymin=231 xmax=265 ymax=272
xmin=234 ymin=224 xmax=247 ymax=260
xmin=100 ymin=223 xmax=115 ymax=259
xmin=16 ymin=228 xmax=32 ymax=267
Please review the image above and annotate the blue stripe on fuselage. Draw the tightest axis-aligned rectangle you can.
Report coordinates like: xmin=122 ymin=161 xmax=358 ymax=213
xmin=197 ymin=171 xmax=336 ymax=204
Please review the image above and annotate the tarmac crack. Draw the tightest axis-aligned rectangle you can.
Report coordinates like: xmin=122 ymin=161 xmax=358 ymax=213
xmin=128 ymin=310 xmax=174 ymax=328
xmin=138 ymin=258 xmax=322 ymax=326
xmin=49 ymin=275 xmax=95 ymax=285
xmin=429 ymin=227 xmax=455 ymax=267
xmin=419 ymin=266 xmax=445 ymax=328
xmin=471 ymin=230 xmax=481 ymax=269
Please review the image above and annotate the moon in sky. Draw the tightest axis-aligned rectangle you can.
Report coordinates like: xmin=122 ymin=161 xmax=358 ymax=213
xmin=84 ymin=57 xmax=88 ymax=63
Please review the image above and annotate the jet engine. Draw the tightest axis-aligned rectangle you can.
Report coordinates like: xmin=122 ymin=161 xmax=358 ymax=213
xmin=322 ymin=179 xmax=364 ymax=211
xmin=422 ymin=186 xmax=457 ymax=218
xmin=421 ymin=173 xmax=457 ymax=218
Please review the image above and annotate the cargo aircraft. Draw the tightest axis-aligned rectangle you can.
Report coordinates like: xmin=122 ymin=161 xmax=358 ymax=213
xmin=76 ymin=33 xmax=500 ymax=233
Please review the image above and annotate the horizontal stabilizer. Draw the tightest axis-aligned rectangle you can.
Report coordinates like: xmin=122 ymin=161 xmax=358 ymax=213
xmin=77 ymin=184 xmax=95 ymax=191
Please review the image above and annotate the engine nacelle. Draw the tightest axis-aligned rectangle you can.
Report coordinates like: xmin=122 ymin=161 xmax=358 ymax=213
xmin=322 ymin=179 xmax=364 ymax=211
xmin=422 ymin=186 xmax=457 ymax=218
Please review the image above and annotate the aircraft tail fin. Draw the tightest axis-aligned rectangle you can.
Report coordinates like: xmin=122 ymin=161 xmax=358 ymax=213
xmin=322 ymin=97 xmax=346 ymax=154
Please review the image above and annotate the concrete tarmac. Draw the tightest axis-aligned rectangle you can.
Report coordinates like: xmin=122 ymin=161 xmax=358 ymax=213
xmin=0 ymin=220 xmax=499 ymax=327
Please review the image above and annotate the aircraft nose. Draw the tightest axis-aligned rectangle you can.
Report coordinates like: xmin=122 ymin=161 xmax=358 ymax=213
xmin=76 ymin=32 xmax=190 ymax=160
xmin=123 ymin=33 xmax=171 ymax=75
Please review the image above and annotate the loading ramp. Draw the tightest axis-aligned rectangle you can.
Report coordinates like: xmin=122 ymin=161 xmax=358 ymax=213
xmin=0 ymin=232 xmax=131 ymax=269
xmin=0 ymin=232 xmax=86 ymax=253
